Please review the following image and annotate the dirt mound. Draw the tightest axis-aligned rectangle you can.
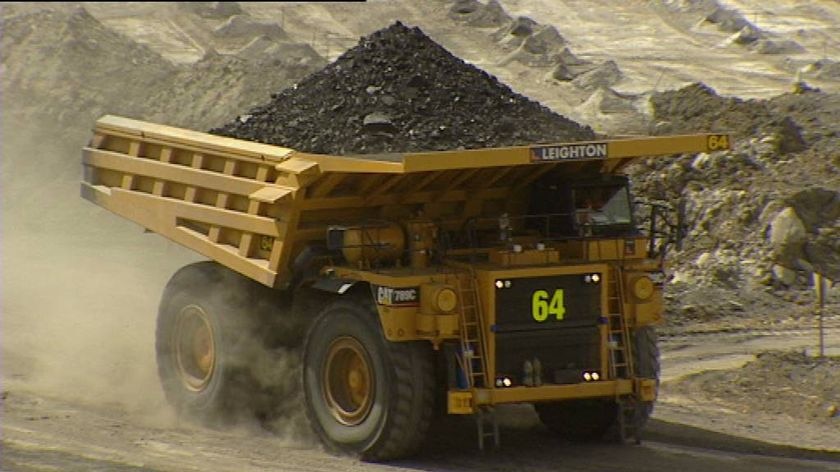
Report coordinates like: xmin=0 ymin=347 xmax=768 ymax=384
xmin=213 ymin=14 xmax=287 ymax=41
xmin=705 ymin=6 xmax=751 ymax=33
xmin=144 ymin=52 xmax=321 ymax=132
xmin=1 ymin=5 xmax=323 ymax=141
xmin=671 ymin=351 xmax=840 ymax=425
xmin=628 ymin=83 xmax=840 ymax=323
xmin=550 ymin=48 xmax=596 ymax=81
xmin=448 ymin=0 xmax=511 ymax=28
xmin=704 ymin=4 xmax=804 ymax=55
xmin=1 ymin=5 xmax=322 ymax=228
xmin=650 ymin=83 xmax=806 ymax=153
xmin=571 ymin=60 xmax=623 ymax=91
xmin=1 ymin=7 xmax=177 ymax=141
xmin=211 ymin=22 xmax=594 ymax=155
xmin=178 ymin=2 xmax=242 ymax=19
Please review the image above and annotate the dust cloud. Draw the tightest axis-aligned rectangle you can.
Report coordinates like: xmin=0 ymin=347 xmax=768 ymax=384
xmin=1 ymin=209 xmax=192 ymax=427
xmin=0 ymin=130 xmax=261 ymax=429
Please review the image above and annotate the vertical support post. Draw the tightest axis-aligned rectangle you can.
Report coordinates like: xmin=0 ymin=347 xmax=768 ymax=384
xmin=184 ymin=153 xmax=204 ymax=203
xmin=152 ymin=147 xmax=173 ymax=196
xmin=120 ymin=141 xmax=142 ymax=190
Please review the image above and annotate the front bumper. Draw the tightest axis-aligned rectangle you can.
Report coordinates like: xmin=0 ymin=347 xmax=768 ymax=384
xmin=447 ymin=378 xmax=656 ymax=414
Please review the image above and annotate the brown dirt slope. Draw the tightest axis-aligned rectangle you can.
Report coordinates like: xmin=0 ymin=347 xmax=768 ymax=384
xmin=628 ymin=84 xmax=840 ymax=325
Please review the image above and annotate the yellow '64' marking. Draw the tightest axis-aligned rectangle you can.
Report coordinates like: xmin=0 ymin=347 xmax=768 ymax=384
xmin=532 ymin=289 xmax=566 ymax=322
xmin=707 ymin=134 xmax=729 ymax=151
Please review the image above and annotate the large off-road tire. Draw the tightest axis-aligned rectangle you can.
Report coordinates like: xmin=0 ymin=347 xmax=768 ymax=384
xmin=633 ymin=325 xmax=660 ymax=420
xmin=302 ymin=299 xmax=434 ymax=461
xmin=535 ymin=325 xmax=660 ymax=441
xmin=156 ymin=261 xmax=283 ymax=423
xmin=534 ymin=398 xmax=617 ymax=441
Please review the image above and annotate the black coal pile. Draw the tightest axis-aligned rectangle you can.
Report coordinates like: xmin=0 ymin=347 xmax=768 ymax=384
xmin=211 ymin=22 xmax=594 ymax=155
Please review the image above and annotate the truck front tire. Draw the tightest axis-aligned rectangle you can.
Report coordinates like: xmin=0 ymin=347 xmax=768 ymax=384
xmin=302 ymin=299 xmax=434 ymax=461
xmin=535 ymin=326 xmax=660 ymax=441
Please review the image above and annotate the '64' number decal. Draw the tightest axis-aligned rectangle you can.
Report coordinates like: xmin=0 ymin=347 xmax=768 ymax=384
xmin=707 ymin=134 xmax=730 ymax=151
xmin=531 ymin=289 xmax=566 ymax=322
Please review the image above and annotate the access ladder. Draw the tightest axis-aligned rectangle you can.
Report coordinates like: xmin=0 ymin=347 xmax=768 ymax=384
xmin=606 ymin=265 xmax=642 ymax=444
xmin=455 ymin=272 xmax=499 ymax=450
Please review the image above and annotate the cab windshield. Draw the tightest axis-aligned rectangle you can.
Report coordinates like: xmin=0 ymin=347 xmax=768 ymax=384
xmin=525 ymin=177 xmax=638 ymax=239
xmin=573 ymin=185 xmax=633 ymax=230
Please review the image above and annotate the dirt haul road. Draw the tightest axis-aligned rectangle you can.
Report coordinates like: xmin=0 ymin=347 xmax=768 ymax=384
xmin=3 ymin=390 xmax=840 ymax=472
xmin=2 ymin=232 xmax=839 ymax=472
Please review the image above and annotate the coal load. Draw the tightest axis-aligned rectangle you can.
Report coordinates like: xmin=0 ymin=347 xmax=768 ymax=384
xmin=211 ymin=22 xmax=594 ymax=155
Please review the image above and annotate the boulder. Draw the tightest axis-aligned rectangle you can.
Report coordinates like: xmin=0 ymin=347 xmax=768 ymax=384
xmin=788 ymin=188 xmax=840 ymax=232
xmin=769 ymin=207 xmax=807 ymax=255
xmin=772 ymin=264 xmax=797 ymax=285
xmin=805 ymin=227 xmax=840 ymax=281
xmin=695 ymin=251 xmax=713 ymax=269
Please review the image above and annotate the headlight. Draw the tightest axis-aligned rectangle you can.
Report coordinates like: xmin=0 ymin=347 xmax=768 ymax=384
xmin=631 ymin=276 xmax=654 ymax=301
xmin=495 ymin=280 xmax=513 ymax=289
xmin=583 ymin=273 xmax=601 ymax=284
xmin=434 ymin=287 xmax=458 ymax=312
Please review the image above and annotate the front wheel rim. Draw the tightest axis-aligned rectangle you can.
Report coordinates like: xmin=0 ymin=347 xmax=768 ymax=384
xmin=322 ymin=336 xmax=374 ymax=426
xmin=174 ymin=305 xmax=216 ymax=392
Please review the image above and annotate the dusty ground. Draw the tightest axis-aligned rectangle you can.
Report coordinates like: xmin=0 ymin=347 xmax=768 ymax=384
xmin=669 ymin=350 xmax=840 ymax=431
xmin=2 ymin=1 xmax=840 ymax=470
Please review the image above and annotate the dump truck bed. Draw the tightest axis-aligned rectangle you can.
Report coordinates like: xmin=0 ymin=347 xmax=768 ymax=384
xmin=81 ymin=115 xmax=729 ymax=288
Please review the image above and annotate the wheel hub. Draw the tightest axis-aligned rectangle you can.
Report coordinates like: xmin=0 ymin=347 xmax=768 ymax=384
xmin=174 ymin=305 xmax=216 ymax=392
xmin=323 ymin=336 xmax=374 ymax=426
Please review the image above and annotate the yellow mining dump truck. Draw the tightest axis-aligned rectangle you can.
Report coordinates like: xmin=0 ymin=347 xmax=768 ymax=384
xmin=81 ymin=115 xmax=731 ymax=460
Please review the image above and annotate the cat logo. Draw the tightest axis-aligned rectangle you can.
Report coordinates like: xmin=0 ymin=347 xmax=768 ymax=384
xmin=374 ymin=285 xmax=419 ymax=307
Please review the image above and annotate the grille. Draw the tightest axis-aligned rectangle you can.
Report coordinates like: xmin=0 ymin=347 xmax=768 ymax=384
xmin=493 ymin=274 xmax=602 ymax=385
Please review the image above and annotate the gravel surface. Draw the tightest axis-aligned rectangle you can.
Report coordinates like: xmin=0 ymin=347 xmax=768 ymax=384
xmin=669 ymin=350 xmax=840 ymax=429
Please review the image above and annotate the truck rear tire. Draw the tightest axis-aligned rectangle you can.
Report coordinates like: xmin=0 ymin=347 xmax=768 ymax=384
xmin=535 ymin=325 xmax=660 ymax=441
xmin=302 ymin=299 xmax=434 ymax=461
xmin=156 ymin=261 xmax=266 ymax=423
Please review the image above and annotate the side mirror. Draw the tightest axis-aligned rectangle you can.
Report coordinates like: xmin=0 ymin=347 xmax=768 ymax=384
xmin=634 ymin=198 xmax=686 ymax=260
